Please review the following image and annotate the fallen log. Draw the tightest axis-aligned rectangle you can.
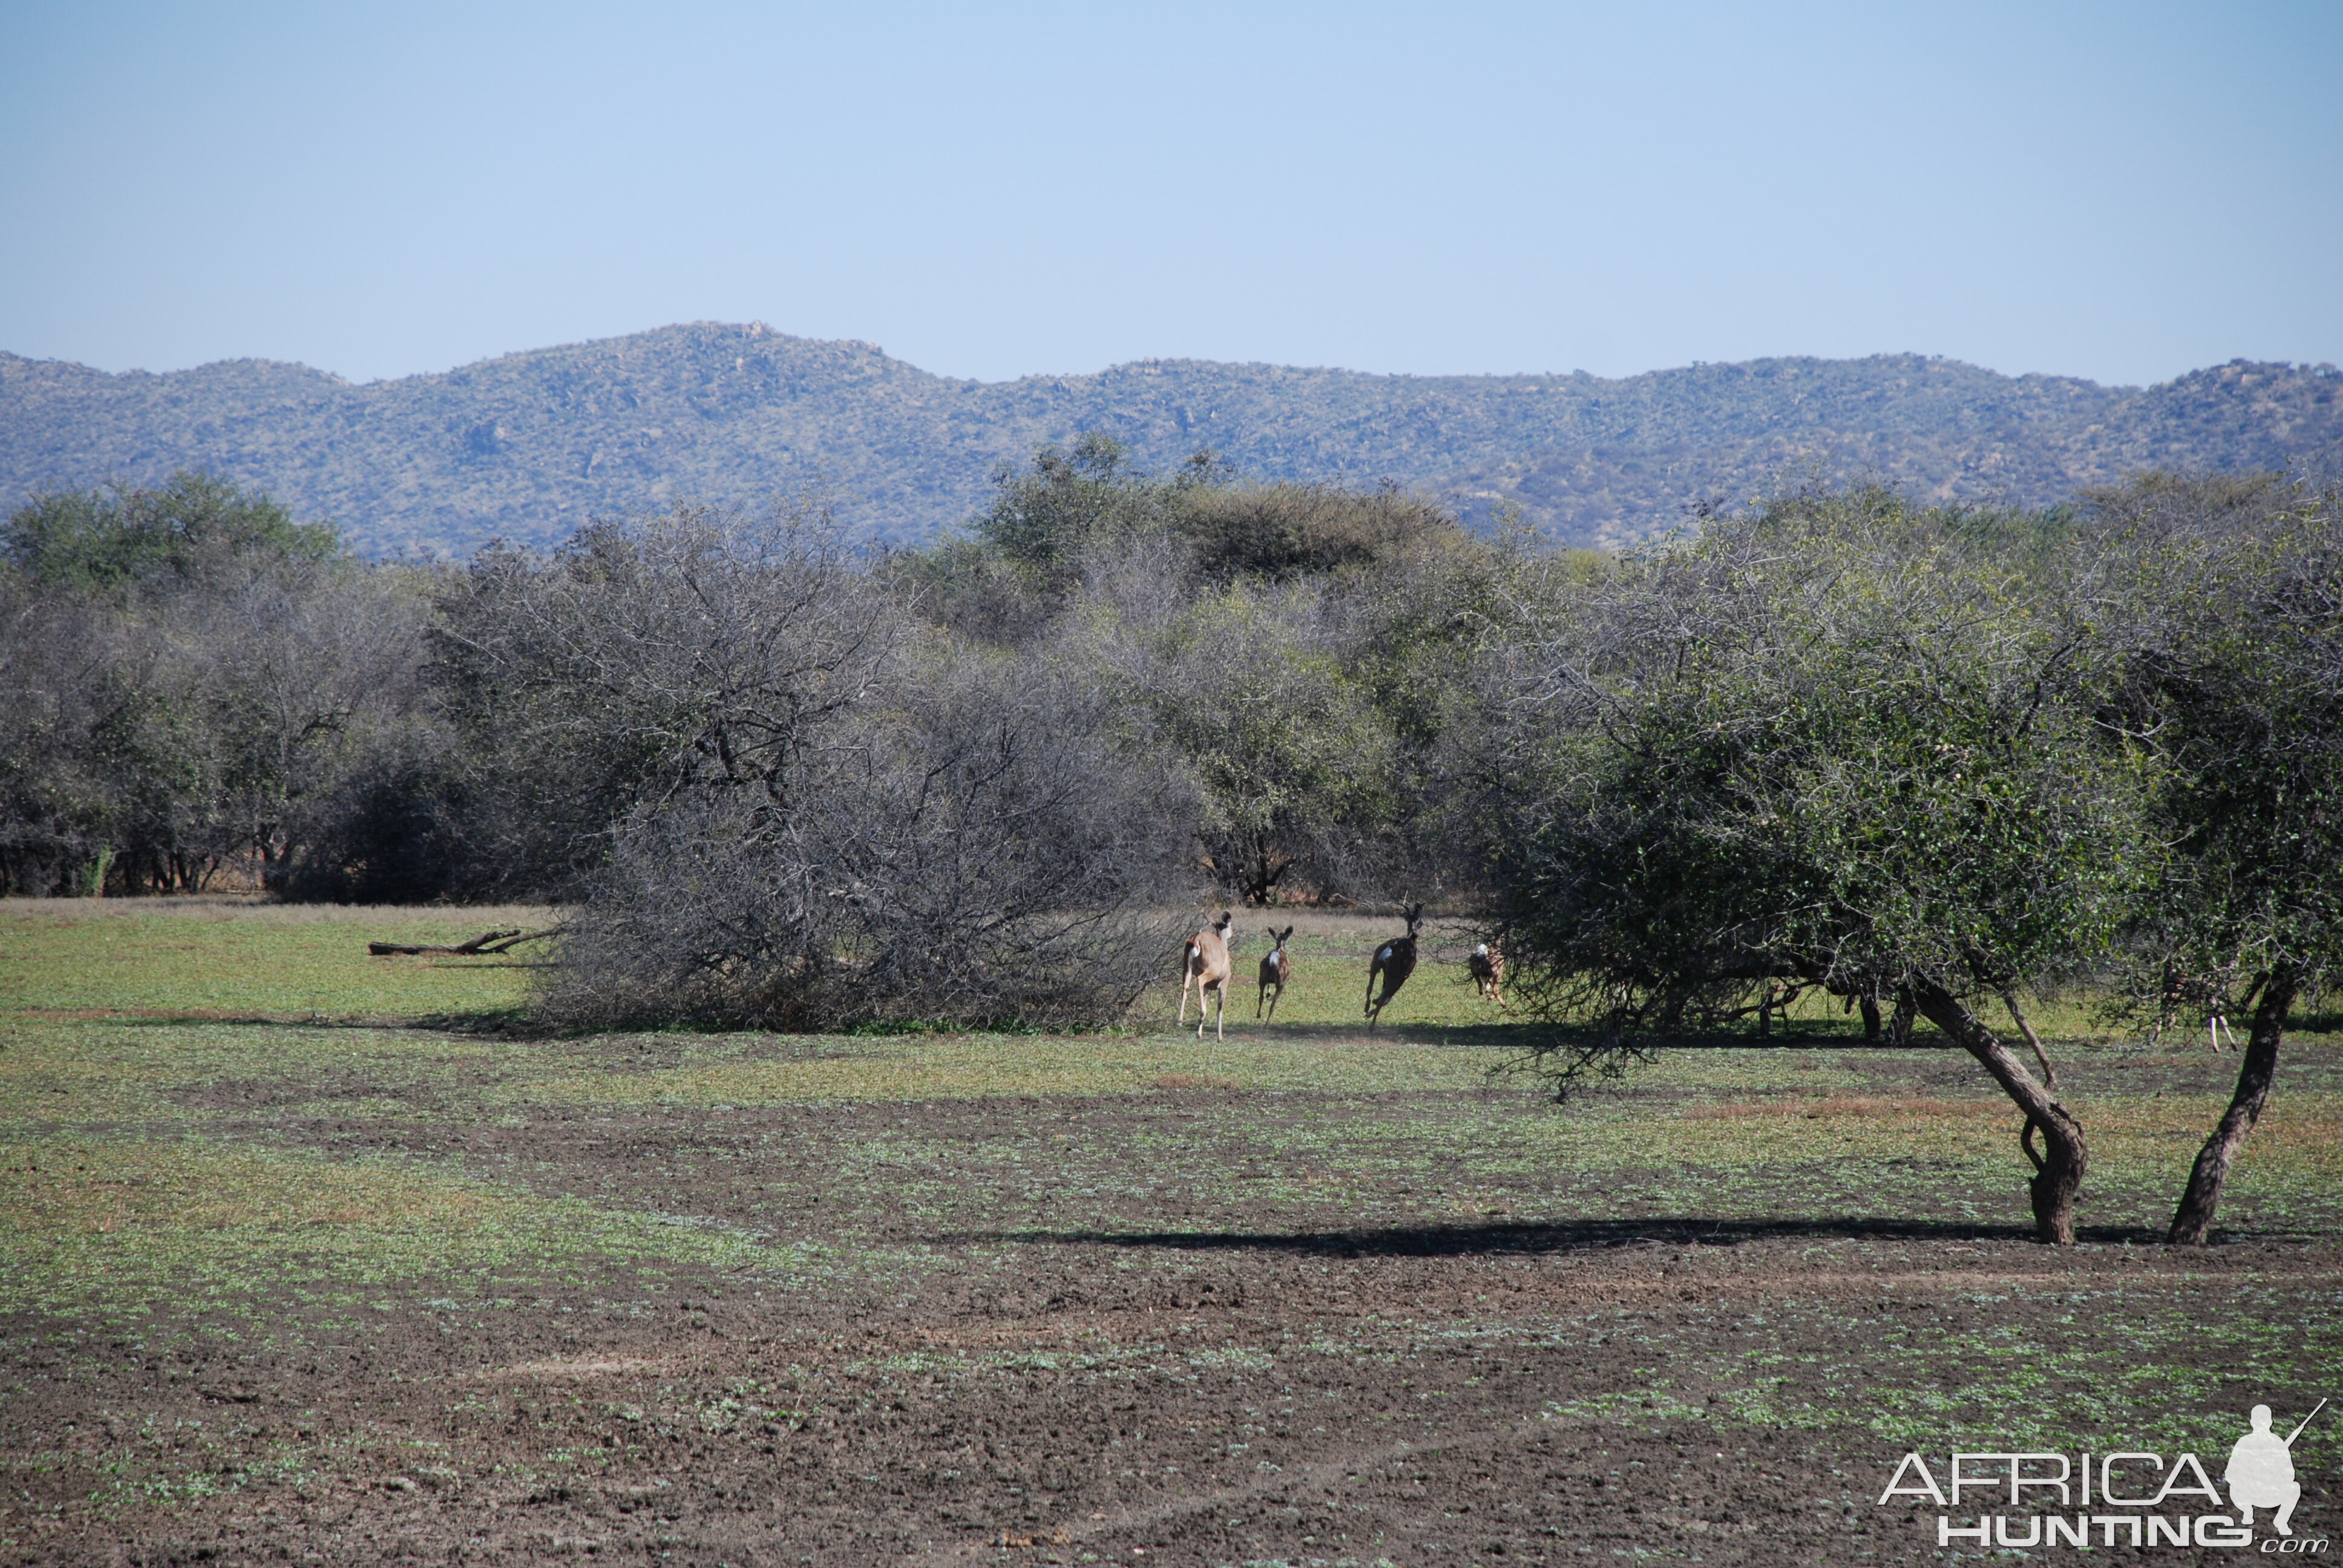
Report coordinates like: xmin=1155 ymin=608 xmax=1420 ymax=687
xmin=367 ymin=928 xmax=560 ymax=958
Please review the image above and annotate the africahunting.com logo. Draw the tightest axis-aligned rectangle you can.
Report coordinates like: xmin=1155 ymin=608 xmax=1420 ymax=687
xmin=1877 ymin=1399 xmax=2328 ymax=1552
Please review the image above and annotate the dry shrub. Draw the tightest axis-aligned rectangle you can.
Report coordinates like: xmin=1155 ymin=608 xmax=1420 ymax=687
xmin=540 ymin=658 xmax=1194 ymax=1033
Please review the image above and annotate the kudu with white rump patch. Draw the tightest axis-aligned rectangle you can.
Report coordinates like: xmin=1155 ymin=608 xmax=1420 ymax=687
xmin=1256 ymin=926 xmax=1295 ymax=1019
xmin=1363 ymin=903 xmax=1424 ymax=1028
xmin=1469 ymin=941 xmax=1505 ymax=1007
xmin=1179 ymin=911 xmax=1236 ymax=1039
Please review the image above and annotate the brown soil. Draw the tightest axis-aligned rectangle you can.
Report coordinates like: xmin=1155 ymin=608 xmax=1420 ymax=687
xmin=7 ymin=1089 xmax=2335 ymax=1567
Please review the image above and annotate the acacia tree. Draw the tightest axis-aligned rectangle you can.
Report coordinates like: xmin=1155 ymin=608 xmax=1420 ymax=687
xmin=431 ymin=501 xmax=1190 ymax=1028
xmin=2 ymin=471 xmax=338 ymax=589
xmin=160 ymin=550 xmax=430 ymax=893
xmin=2095 ymin=474 xmax=2343 ymax=1244
xmin=0 ymin=473 xmax=428 ymax=895
xmin=425 ymin=503 xmax=903 ymax=898
xmin=1486 ymin=489 xmax=2151 ymax=1244
xmin=546 ymin=652 xmax=1191 ymax=1031
xmin=922 ymin=439 xmax=1505 ymax=906
xmin=0 ymin=572 xmax=146 ymax=893
xmin=1100 ymin=577 xmax=1399 ymax=904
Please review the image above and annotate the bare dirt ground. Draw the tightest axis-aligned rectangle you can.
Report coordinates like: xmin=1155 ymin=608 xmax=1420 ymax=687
xmin=10 ymin=1082 xmax=2340 ymax=1567
xmin=4 ymin=906 xmax=2338 ymax=1566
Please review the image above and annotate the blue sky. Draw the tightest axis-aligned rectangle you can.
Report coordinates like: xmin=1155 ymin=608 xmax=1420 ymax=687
xmin=2 ymin=2 xmax=2336 ymax=387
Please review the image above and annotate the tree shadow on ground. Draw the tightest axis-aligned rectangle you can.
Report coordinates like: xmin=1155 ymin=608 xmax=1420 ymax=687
xmin=1219 ymin=1020 xmax=1959 ymax=1051
xmin=1216 ymin=1021 xmax=1542 ymax=1048
xmin=948 ymin=1217 xmax=2168 ymax=1254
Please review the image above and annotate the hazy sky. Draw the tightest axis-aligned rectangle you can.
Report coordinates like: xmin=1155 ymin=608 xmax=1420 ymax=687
xmin=4 ymin=2 xmax=2338 ymax=388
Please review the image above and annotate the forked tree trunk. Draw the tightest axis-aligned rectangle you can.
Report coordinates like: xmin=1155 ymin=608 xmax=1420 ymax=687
xmin=2169 ymin=965 xmax=2298 ymax=1246
xmin=1912 ymin=983 xmax=2088 ymax=1244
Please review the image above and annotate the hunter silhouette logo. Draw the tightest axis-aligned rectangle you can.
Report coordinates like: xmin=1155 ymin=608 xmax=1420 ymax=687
xmin=2229 ymin=1400 xmax=2324 ymax=1537
xmin=1876 ymin=1398 xmax=2330 ymax=1551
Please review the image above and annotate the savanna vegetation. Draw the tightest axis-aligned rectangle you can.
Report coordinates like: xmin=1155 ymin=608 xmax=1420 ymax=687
xmin=4 ymin=450 xmax=2340 ymax=1252
xmin=3 ymin=451 xmax=2339 ymax=1560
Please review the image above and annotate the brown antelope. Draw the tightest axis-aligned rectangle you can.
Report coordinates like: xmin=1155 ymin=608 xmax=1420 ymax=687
xmin=1363 ymin=903 xmax=1424 ymax=1028
xmin=1179 ymin=911 xmax=1235 ymax=1039
xmin=1468 ymin=941 xmax=1504 ymax=1006
xmin=1256 ymin=925 xmax=1295 ymax=1019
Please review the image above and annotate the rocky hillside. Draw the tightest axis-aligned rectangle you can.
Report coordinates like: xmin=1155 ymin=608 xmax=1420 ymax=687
xmin=2 ymin=323 xmax=2336 ymax=554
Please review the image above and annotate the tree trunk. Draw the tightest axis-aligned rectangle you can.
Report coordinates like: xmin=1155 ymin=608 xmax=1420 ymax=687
xmin=367 ymin=929 xmax=559 ymax=958
xmin=1912 ymin=983 xmax=2087 ymax=1244
xmin=1242 ymin=835 xmax=1289 ymax=907
xmin=2169 ymin=965 xmax=2298 ymax=1246
xmin=1860 ymin=994 xmax=1883 ymax=1040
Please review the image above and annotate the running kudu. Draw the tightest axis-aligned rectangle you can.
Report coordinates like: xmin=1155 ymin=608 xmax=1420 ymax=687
xmin=1256 ymin=925 xmax=1295 ymax=1019
xmin=1179 ymin=912 xmax=1236 ymax=1039
xmin=1363 ymin=903 xmax=1424 ymax=1028
xmin=1468 ymin=941 xmax=1505 ymax=1007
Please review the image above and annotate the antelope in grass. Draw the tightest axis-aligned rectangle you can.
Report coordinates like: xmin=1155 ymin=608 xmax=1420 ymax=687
xmin=1256 ymin=925 xmax=1295 ymax=1019
xmin=1469 ymin=941 xmax=1505 ymax=1007
xmin=1179 ymin=911 xmax=1236 ymax=1039
xmin=1363 ymin=903 xmax=1424 ymax=1028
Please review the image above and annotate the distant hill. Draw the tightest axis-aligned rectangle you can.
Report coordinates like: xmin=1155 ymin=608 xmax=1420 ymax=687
xmin=2 ymin=322 xmax=2338 ymax=554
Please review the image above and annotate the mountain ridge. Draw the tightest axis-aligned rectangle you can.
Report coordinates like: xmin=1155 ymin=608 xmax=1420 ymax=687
xmin=3 ymin=322 xmax=2336 ymax=554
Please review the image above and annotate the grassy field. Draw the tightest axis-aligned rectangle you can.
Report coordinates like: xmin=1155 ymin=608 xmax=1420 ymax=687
xmin=2 ymin=898 xmax=2338 ymax=1566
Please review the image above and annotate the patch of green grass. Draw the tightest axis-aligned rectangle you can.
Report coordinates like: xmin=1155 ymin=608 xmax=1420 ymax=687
xmin=0 ymin=898 xmax=545 ymax=1021
xmin=4 ymin=900 xmax=2339 ymax=1331
xmin=0 ymin=1133 xmax=789 ymax=1321
xmin=0 ymin=1017 xmax=534 ymax=1127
